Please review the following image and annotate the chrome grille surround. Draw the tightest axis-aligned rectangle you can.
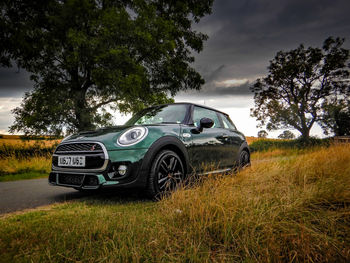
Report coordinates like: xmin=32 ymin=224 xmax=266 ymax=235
xmin=52 ymin=141 xmax=109 ymax=172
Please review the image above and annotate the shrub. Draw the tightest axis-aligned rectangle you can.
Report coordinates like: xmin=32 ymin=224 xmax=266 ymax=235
xmin=249 ymin=137 xmax=331 ymax=152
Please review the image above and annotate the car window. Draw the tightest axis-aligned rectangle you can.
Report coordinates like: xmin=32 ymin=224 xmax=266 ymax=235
xmin=219 ymin=113 xmax=237 ymax=130
xmin=125 ymin=104 xmax=188 ymax=125
xmin=192 ymin=106 xmax=221 ymax=128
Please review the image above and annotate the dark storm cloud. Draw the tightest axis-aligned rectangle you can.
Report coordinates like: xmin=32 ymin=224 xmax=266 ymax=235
xmin=0 ymin=67 xmax=33 ymax=97
xmin=1 ymin=0 xmax=350 ymax=99
xmin=182 ymin=0 xmax=350 ymax=98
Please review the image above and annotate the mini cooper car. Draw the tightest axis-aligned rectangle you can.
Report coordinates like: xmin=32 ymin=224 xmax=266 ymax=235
xmin=49 ymin=103 xmax=250 ymax=197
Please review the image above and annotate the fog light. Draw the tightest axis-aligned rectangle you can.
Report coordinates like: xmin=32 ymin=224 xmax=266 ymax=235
xmin=118 ymin=165 xmax=127 ymax=176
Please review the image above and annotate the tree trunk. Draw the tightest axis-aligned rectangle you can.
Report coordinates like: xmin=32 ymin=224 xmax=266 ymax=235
xmin=300 ymin=128 xmax=310 ymax=141
xmin=74 ymin=88 xmax=95 ymax=132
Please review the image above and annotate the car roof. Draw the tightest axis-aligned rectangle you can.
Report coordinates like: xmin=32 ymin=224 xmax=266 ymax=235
xmin=150 ymin=102 xmax=229 ymax=116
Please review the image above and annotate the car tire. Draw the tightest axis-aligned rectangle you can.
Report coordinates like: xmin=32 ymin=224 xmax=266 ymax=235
xmin=238 ymin=149 xmax=251 ymax=169
xmin=146 ymin=150 xmax=185 ymax=199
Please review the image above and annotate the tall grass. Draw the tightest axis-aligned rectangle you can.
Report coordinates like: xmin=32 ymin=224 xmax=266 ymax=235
xmin=0 ymin=137 xmax=55 ymax=181
xmin=0 ymin=145 xmax=349 ymax=262
xmin=160 ymin=144 xmax=350 ymax=261
xmin=0 ymin=156 xmax=51 ymax=181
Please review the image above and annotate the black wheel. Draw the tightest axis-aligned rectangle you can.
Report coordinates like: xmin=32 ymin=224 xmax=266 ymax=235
xmin=239 ymin=149 xmax=250 ymax=169
xmin=146 ymin=150 xmax=185 ymax=199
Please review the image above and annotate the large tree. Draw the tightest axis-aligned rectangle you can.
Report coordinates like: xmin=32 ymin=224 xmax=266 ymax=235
xmin=250 ymin=37 xmax=350 ymax=140
xmin=1 ymin=0 xmax=213 ymax=135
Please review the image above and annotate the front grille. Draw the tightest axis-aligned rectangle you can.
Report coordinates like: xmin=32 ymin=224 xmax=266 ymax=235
xmin=55 ymin=143 xmax=103 ymax=153
xmin=58 ymin=173 xmax=84 ymax=186
xmin=53 ymin=142 xmax=108 ymax=171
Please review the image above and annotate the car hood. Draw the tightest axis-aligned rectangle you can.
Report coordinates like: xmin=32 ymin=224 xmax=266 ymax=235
xmin=61 ymin=124 xmax=182 ymax=150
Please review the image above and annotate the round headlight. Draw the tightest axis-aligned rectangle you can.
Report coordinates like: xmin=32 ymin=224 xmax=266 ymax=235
xmin=117 ymin=127 xmax=148 ymax=146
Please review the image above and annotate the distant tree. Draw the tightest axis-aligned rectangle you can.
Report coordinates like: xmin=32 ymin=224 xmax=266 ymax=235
xmin=258 ymin=130 xmax=268 ymax=138
xmin=278 ymin=130 xmax=295 ymax=139
xmin=250 ymin=37 xmax=350 ymax=141
xmin=1 ymin=0 xmax=214 ymax=135
xmin=320 ymin=99 xmax=350 ymax=136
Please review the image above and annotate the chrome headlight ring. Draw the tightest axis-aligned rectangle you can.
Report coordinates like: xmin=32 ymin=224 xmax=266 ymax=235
xmin=117 ymin=127 xmax=148 ymax=146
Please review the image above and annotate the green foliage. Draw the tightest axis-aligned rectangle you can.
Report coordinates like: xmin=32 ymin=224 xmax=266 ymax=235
xmin=1 ymin=0 xmax=214 ymax=134
xmin=249 ymin=137 xmax=331 ymax=152
xmin=251 ymin=37 xmax=350 ymax=140
xmin=257 ymin=130 xmax=268 ymax=138
xmin=278 ymin=130 xmax=295 ymax=139
xmin=320 ymin=99 xmax=350 ymax=136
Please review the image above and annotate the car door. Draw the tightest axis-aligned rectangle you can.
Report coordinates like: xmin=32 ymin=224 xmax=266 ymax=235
xmin=218 ymin=113 xmax=244 ymax=167
xmin=186 ymin=106 xmax=226 ymax=172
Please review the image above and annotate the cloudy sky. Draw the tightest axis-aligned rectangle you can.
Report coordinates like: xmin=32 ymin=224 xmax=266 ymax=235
xmin=1 ymin=0 xmax=350 ymax=137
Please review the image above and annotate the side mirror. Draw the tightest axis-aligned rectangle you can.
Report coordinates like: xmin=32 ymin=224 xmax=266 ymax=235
xmin=192 ymin=117 xmax=214 ymax=134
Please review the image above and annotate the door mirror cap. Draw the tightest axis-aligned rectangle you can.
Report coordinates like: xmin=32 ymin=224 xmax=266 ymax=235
xmin=192 ymin=117 xmax=214 ymax=134
xmin=200 ymin=117 xmax=214 ymax=129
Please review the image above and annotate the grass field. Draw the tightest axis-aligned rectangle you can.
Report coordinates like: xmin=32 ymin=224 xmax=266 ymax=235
xmin=1 ymin=144 xmax=349 ymax=262
xmin=0 ymin=135 xmax=59 ymax=181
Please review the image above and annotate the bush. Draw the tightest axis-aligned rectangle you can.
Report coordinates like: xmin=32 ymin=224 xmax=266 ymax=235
xmin=249 ymin=137 xmax=331 ymax=152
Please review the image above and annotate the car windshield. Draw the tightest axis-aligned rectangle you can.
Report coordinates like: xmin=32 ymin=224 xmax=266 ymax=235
xmin=125 ymin=104 xmax=188 ymax=125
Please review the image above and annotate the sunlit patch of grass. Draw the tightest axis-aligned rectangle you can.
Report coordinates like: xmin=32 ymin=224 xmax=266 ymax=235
xmin=0 ymin=137 xmax=55 ymax=181
xmin=0 ymin=137 xmax=60 ymax=150
xmin=0 ymin=145 xmax=349 ymax=262
xmin=0 ymin=155 xmax=51 ymax=181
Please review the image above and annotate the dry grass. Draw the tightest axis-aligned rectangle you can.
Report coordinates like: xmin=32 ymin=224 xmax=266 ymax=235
xmin=246 ymin=136 xmax=259 ymax=144
xmin=0 ymin=145 xmax=349 ymax=262
xmin=160 ymin=144 xmax=350 ymax=261
xmin=0 ymin=136 xmax=60 ymax=149
xmin=0 ymin=137 xmax=55 ymax=181
xmin=0 ymin=156 xmax=51 ymax=176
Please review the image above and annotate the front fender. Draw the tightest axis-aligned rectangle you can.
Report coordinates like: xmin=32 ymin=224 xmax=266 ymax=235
xmin=140 ymin=136 xmax=190 ymax=176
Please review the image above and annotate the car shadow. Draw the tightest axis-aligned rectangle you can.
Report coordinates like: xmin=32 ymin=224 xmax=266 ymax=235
xmin=55 ymin=187 xmax=150 ymax=205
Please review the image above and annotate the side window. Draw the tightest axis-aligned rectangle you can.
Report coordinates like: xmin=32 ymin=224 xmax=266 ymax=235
xmin=192 ymin=107 xmax=221 ymax=128
xmin=219 ymin=113 xmax=237 ymax=130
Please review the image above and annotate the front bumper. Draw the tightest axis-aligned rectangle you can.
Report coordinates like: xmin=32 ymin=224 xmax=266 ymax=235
xmin=49 ymin=143 xmax=150 ymax=190
xmin=48 ymin=172 xmax=120 ymax=189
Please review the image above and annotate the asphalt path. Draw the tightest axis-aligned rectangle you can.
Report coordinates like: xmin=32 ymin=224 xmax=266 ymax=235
xmin=0 ymin=178 xmax=88 ymax=214
xmin=0 ymin=178 xmax=147 ymax=215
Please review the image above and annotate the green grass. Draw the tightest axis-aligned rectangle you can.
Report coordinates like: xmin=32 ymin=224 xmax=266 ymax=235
xmin=1 ymin=145 xmax=349 ymax=262
xmin=0 ymin=172 xmax=47 ymax=182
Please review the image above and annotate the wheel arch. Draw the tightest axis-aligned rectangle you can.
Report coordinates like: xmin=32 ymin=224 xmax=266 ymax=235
xmin=235 ymin=141 xmax=251 ymax=164
xmin=140 ymin=136 xmax=190 ymax=176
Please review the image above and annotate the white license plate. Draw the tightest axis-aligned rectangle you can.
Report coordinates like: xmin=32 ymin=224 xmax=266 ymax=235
xmin=58 ymin=156 xmax=85 ymax=167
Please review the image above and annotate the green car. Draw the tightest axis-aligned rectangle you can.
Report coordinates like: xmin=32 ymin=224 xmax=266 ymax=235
xmin=49 ymin=103 xmax=250 ymax=197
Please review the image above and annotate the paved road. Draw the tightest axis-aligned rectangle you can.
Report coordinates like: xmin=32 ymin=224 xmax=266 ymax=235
xmin=0 ymin=178 xmax=86 ymax=214
xmin=0 ymin=178 xmax=145 ymax=215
